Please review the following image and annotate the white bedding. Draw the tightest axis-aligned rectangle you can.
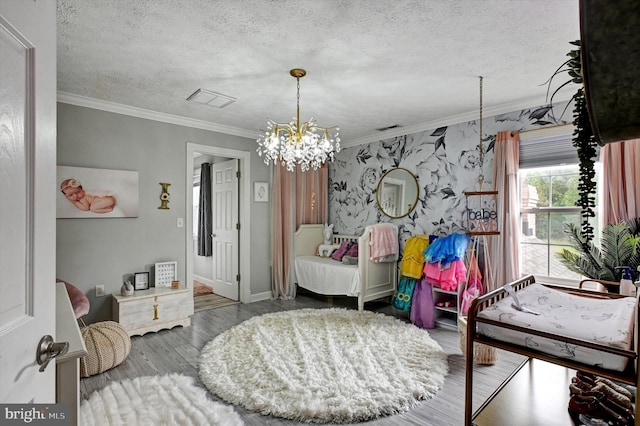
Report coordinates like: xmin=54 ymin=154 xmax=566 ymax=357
xmin=477 ymin=283 xmax=636 ymax=371
xmin=294 ymin=256 xmax=360 ymax=296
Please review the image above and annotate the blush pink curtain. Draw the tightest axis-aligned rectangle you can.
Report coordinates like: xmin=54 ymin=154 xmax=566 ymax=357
xmin=486 ymin=131 xmax=521 ymax=291
xmin=601 ymin=139 xmax=640 ymax=224
xmin=272 ymin=164 xmax=328 ymax=299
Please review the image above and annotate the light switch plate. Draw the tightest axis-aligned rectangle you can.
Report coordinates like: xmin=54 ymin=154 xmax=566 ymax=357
xmin=96 ymin=285 xmax=105 ymax=297
xmin=177 ymin=217 xmax=183 ymax=228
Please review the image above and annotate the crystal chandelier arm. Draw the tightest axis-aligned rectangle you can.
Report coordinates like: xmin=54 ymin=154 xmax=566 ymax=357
xmin=277 ymin=124 xmax=295 ymax=137
xmin=261 ymin=121 xmax=295 ymax=136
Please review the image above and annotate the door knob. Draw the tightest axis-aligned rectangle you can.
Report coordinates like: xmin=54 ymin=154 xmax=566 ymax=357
xmin=36 ymin=335 xmax=69 ymax=372
xmin=212 ymin=233 xmax=217 ymax=237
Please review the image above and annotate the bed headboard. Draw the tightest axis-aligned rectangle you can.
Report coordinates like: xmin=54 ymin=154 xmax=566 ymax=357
xmin=294 ymin=224 xmax=360 ymax=257
xmin=294 ymin=224 xmax=399 ymax=258
xmin=294 ymin=224 xmax=324 ymax=257
xmin=333 ymin=234 xmax=358 ymax=245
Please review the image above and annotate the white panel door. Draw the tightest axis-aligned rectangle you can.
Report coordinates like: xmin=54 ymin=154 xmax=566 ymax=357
xmin=211 ymin=160 xmax=239 ymax=300
xmin=0 ymin=1 xmax=57 ymax=403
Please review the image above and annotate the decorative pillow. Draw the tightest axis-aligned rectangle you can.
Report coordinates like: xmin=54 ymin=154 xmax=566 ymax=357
xmin=331 ymin=241 xmax=353 ymax=261
xmin=346 ymin=243 xmax=358 ymax=258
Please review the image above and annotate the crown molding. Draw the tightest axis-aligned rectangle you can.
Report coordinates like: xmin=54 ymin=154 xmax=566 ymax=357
xmin=58 ymin=91 xmax=572 ymax=148
xmin=57 ymin=92 xmax=257 ymax=139
xmin=341 ymin=95 xmax=573 ymax=148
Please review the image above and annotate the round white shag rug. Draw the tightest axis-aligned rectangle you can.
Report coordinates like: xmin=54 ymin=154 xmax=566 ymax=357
xmin=80 ymin=373 xmax=244 ymax=426
xmin=198 ymin=308 xmax=448 ymax=423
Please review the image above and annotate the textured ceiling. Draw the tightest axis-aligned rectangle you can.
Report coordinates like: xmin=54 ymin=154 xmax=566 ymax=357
xmin=57 ymin=0 xmax=580 ymax=146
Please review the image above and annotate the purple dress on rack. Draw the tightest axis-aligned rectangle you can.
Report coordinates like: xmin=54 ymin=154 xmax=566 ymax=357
xmin=410 ymin=277 xmax=435 ymax=329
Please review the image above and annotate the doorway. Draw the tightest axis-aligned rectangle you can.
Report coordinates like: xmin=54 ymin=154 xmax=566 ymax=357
xmin=186 ymin=144 xmax=251 ymax=315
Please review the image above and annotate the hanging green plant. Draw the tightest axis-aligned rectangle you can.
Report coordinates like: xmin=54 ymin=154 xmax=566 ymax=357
xmin=545 ymin=40 xmax=599 ymax=244
xmin=572 ymin=86 xmax=598 ymax=243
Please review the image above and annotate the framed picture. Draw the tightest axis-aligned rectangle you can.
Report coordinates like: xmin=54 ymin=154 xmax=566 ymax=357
xmin=57 ymin=165 xmax=139 ymax=218
xmin=155 ymin=261 xmax=178 ymax=288
xmin=134 ymin=272 xmax=150 ymax=290
xmin=254 ymin=182 xmax=269 ymax=202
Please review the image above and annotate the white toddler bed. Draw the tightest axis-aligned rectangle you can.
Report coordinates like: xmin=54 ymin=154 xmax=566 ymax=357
xmin=294 ymin=224 xmax=398 ymax=311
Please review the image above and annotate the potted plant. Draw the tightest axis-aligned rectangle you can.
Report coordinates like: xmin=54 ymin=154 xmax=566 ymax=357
xmin=558 ymin=218 xmax=640 ymax=282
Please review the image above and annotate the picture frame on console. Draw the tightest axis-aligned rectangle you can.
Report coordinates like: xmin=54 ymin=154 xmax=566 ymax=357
xmin=155 ymin=261 xmax=178 ymax=288
xmin=134 ymin=272 xmax=149 ymax=290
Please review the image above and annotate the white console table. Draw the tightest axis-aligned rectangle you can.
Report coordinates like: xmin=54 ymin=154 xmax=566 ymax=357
xmin=112 ymin=287 xmax=191 ymax=336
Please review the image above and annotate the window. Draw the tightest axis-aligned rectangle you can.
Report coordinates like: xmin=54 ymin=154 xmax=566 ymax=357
xmin=518 ymin=127 xmax=600 ymax=284
xmin=193 ymin=184 xmax=200 ymax=238
xmin=520 ymin=165 xmax=585 ymax=280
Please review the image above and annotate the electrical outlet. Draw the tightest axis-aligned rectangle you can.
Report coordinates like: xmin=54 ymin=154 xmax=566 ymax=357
xmin=177 ymin=217 xmax=184 ymax=228
xmin=95 ymin=285 xmax=105 ymax=297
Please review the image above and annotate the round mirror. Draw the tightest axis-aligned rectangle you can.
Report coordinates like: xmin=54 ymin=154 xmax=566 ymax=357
xmin=375 ymin=168 xmax=419 ymax=218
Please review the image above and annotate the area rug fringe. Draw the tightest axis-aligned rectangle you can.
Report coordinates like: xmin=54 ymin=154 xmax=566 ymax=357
xmin=198 ymin=308 xmax=448 ymax=423
xmin=80 ymin=373 xmax=243 ymax=426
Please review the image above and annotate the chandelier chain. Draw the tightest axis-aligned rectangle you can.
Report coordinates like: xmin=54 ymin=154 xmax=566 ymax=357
xmin=476 ymin=76 xmax=485 ymax=190
xmin=296 ymin=76 xmax=301 ymax=131
xmin=479 ymin=75 xmax=483 ymax=169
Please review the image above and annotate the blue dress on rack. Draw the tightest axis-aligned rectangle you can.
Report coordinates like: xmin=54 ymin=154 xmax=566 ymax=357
xmin=424 ymin=232 xmax=470 ymax=264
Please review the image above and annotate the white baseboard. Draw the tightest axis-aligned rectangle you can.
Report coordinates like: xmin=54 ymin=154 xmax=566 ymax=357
xmin=194 ymin=275 xmax=271 ymax=303
xmin=193 ymin=274 xmax=213 ymax=286
xmin=250 ymin=291 xmax=273 ymax=303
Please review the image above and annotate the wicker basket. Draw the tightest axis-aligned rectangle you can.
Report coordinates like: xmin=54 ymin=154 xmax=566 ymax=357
xmin=80 ymin=321 xmax=131 ymax=377
xmin=458 ymin=316 xmax=498 ymax=365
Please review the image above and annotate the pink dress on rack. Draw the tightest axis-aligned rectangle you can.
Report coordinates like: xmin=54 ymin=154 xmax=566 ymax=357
xmin=423 ymin=259 xmax=467 ymax=291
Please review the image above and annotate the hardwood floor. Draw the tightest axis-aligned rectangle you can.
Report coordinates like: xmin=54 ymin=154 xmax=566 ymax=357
xmin=194 ymin=293 xmax=240 ymax=312
xmin=80 ymin=294 xmax=525 ymax=425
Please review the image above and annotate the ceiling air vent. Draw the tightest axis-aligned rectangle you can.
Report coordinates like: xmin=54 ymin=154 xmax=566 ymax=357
xmin=375 ymin=124 xmax=401 ymax=131
xmin=186 ymin=89 xmax=236 ymax=108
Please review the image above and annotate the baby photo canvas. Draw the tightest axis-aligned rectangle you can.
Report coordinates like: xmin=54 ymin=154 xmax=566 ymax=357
xmin=57 ymin=165 xmax=139 ymax=218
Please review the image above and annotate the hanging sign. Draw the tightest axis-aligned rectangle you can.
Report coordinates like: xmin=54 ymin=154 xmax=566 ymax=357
xmin=465 ymin=191 xmax=499 ymax=235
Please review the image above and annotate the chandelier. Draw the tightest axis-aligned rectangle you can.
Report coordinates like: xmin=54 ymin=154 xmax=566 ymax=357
xmin=256 ymin=68 xmax=340 ymax=172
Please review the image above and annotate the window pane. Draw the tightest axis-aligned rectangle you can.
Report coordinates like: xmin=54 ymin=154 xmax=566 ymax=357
xmin=521 ymin=174 xmax=549 ymax=208
xmin=550 ymin=244 xmax=581 ymax=279
xmin=551 ymin=173 xmax=580 ymax=207
xmin=193 ymin=186 xmax=200 ymax=236
xmin=520 ymin=242 xmax=582 ymax=278
xmin=521 ymin=243 xmax=548 ymax=276
xmin=521 ymin=213 xmax=536 ymax=238
xmin=535 ymin=213 xmax=549 ymax=242
xmin=520 ymin=212 xmax=549 ymax=242
xmin=550 ymin=212 xmax=581 ymax=245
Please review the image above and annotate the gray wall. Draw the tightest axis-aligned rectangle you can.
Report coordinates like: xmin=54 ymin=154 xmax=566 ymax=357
xmin=56 ymin=103 xmax=271 ymax=323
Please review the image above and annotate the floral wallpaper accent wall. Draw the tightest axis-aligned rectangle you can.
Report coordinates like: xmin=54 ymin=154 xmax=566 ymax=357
xmin=328 ymin=102 xmax=570 ymax=250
